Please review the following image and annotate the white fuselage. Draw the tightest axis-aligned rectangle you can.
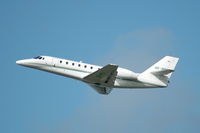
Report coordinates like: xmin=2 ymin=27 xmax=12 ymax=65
xmin=16 ymin=56 xmax=157 ymax=88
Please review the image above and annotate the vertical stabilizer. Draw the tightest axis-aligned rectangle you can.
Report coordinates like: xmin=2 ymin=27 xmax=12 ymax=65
xmin=137 ymin=56 xmax=179 ymax=87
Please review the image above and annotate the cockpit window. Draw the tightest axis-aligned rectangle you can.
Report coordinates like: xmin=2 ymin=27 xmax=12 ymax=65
xmin=34 ymin=56 xmax=43 ymax=59
xmin=34 ymin=56 xmax=40 ymax=59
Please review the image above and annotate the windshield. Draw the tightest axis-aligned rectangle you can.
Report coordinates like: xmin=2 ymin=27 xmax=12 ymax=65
xmin=34 ymin=56 xmax=42 ymax=59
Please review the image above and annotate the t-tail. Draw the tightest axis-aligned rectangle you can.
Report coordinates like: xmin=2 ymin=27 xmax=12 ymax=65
xmin=137 ymin=56 xmax=179 ymax=87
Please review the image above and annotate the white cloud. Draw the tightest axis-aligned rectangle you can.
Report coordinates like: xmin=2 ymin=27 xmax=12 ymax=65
xmin=99 ymin=27 xmax=175 ymax=72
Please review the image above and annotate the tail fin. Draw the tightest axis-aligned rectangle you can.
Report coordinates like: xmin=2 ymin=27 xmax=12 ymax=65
xmin=138 ymin=56 xmax=179 ymax=87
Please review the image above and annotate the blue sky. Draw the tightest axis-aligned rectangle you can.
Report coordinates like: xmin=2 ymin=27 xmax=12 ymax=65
xmin=1 ymin=0 xmax=200 ymax=133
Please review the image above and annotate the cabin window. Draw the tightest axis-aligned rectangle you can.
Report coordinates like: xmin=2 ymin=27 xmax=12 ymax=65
xmin=91 ymin=66 xmax=93 ymax=69
xmin=66 ymin=62 xmax=68 ymax=65
xmin=84 ymin=65 xmax=87 ymax=68
xmin=72 ymin=63 xmax=74 ymax=66
xmin=60 ymin=60 xmax=62 ymax=63
xmin=39 ymin=57 xmax=42 ymax=59
xmin=78 ymin=64 xmax=81 ymax=67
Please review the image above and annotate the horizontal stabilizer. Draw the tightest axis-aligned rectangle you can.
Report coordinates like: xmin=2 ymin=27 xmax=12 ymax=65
xmin=151 ymin=69 xmax=174 ymax=76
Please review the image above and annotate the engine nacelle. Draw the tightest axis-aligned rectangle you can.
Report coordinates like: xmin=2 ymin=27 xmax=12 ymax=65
xmin=117 ymin=68 xmax=139 ymax=80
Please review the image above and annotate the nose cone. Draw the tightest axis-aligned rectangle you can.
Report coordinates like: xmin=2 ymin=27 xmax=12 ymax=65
xmin=16 ymin=60 xmax=24 ymax=65
xmin=16 ymin=59 xmax=33 ymax=67
xmin=16 ymin=58 xmax=42 ymax=68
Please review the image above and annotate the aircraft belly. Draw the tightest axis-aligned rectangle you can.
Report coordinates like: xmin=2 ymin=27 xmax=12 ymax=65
xmin=114 ymin=78 xmax=154 ymax=88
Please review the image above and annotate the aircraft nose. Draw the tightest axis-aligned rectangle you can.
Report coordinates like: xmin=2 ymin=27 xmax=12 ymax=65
xmin=16 ymin=59 xmax=38 ymax=67
xmin=16 ymin=59 xmax=28 ymax=66
xmin=16 ymin=60 xmax=24 ymax=65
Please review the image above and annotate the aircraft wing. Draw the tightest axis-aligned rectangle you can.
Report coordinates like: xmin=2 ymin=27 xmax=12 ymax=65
xmin=88 ymin=84 xmax=112 ymax=95
xmin=83 ymin=64 xmax=118 ymax=87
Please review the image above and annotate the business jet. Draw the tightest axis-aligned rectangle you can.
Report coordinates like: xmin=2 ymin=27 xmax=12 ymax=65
xmin=16 ymin=56 xmax=179 ymax=94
